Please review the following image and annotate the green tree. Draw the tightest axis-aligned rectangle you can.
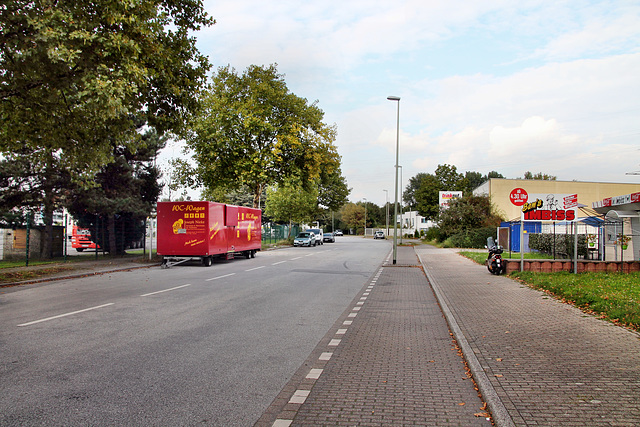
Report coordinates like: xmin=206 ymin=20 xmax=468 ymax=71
xmin=340 ymin=203 xmax=366 ymax=234
xmin=0 ymin=147 xmax=74 ymax=257
xmin=404 ymin=172 xmax=430 ymax=210
xmin=264 ymin=179 xmax=319 ymax=234
xmin=414 ymin=164 xmax=467 ymax=220
xmin=464 ymin=170 xmax=505 ymax=193
xmin=1 ymin=0 xmax=212 ymax=257
xmin=317 ymin=166 xmax=351 ymax=211
xmin=177 ymin=64 xmax=341 ymax=208
xmin=437 ymin=195 xmax=504 ymax=239
xmin=1 ymin=0 xmax=212 ymax=173
xmin=464 ymin=171 xmax=484 ymax=193
xmin=523 ymin=171 xmax=557 ymax=180
xmin=67 ymin=128 xmax=165 ymax=255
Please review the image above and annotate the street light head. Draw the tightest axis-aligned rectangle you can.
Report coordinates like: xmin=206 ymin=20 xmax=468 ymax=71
xmin=387 ymin=96 xmax=400 ymax=101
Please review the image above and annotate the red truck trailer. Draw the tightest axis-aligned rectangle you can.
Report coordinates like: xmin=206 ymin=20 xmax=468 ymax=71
xmin=157 ymin=201 xmax=261 ymax=267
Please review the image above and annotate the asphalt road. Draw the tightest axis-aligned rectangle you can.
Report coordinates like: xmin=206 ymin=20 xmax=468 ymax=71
xmin=0 ymin=236 xmax=390 ymax=426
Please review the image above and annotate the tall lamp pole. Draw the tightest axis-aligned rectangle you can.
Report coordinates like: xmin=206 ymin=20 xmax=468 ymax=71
xmin=387 ymin=95 xmax=400 ymax=264
xmin=398 ymin=165 xmax=403 ymax=244
xmin=383 ymin=189 xmax=389 ymax=237
xmin=363 ymin=198 xmax=367 ymax=237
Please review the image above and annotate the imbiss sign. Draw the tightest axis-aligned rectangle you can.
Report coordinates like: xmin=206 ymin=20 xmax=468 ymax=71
xmin=517 ymin=192 xmax=578 ymax=222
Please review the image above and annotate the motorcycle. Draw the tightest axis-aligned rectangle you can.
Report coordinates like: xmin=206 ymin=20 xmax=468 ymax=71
xmin=486 ymin=237 xmax=507 ymax=275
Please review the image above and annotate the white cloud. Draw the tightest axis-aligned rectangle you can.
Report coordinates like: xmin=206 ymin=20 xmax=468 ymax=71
xmin=181 ymin=0 xmax=640 ymax=206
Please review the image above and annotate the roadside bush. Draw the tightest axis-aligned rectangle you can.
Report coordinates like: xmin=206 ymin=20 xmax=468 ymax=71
xmin=447 ymin=227 xmax=496 ymax=249
xmin=529 ymin=234 xmax=587 ymax=258
xmin=424 ymin=226 xmax=443 ymax=242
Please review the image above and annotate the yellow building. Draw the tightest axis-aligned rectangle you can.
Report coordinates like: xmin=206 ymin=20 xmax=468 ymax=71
xmin=474 ymin=178 xmax=640 ymax=221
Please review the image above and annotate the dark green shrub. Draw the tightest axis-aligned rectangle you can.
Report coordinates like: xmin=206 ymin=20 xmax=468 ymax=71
xmin=529 ymin=234 xmax=588 ymax=258
xmin=424 ymin=226 xmax=443 ymax=242
xmin=447 ymin=227 xmax=496 ymax=249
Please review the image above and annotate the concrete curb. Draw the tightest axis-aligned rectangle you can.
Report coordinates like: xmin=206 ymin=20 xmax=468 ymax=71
xmin=417 ymin=250 xmax=516 ymax=427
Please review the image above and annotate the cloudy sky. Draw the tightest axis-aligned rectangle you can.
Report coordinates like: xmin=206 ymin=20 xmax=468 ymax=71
xmin=162 ymin=0 xmax=640 ymax=206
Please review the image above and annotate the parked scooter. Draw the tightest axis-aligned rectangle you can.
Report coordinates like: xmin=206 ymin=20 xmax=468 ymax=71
xmin=486 ymin=237 xmax=507 ymax=275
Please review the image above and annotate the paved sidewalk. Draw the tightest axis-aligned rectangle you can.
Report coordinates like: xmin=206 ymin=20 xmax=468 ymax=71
xmin=256 ymin=245 xmax=492 ymax=426
xmin=418 ymin=245 xmax=640 ymax=426
xmin=258 ymin=244 xmax=640 ymax=426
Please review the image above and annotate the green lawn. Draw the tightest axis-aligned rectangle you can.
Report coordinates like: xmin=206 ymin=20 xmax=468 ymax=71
xmin=459 ymin=251 xmax=640 ymax=331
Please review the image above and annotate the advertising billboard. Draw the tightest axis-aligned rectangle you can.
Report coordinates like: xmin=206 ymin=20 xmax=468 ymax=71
xmin=439 ymin=191 xmax=463 ymax=209
xmin=520 ymin=193 xmax=578 ymax=222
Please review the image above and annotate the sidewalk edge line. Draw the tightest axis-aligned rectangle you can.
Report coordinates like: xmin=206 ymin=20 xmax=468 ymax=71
xmin=417 ymin=249 xmax=515 ymax=427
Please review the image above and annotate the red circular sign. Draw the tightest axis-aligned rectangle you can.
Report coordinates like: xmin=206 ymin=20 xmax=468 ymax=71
xmin=510 ymin=188 xmax=528 ymax=206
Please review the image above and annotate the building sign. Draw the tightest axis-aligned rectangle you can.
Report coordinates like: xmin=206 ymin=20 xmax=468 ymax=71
xmin=439 ymin=191 xmax=463 ymax=209
xmin=521 ymin=193 xmax=578 ymax=222
xmin=592 ymin=192 xmax=640 ymax=209
xmin=509 ymin=188 xmax=528 ymax=206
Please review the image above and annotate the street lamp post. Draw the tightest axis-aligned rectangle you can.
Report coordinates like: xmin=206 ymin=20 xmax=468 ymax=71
xmin=383 ymin=189 xmax=389 ymax=237
xmin=387 ymin=95 xmax=400 ymax=264
xmin=398 ymin=165 xmax=403 ymax=244
xmin=363 ymin=198 xmax=367 ymax=237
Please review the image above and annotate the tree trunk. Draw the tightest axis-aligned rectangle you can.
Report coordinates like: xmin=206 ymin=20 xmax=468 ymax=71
xmin=42 ymin=191 xmax=55 ymax=259
xmin=108 ymin=215 xmax=117 ymax=254
xmin=252 ymin=183 xmax=262 ymax=209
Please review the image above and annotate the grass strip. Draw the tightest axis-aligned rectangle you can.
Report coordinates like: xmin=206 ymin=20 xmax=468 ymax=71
xmin=512 ymin=271 xmax=640 ymax=331
xmin=0 ymin=265 xmax=76 ymax=284
xmin=459 ymin=250 xmax=640 ymax=331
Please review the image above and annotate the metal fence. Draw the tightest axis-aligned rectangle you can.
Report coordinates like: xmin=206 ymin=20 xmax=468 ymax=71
xmin=261 ymin=223 xmax=300 ymax=244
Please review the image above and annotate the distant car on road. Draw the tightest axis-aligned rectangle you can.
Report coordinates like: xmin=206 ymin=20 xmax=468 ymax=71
xmin=294 ymin=232 xmax=316 ymax=247
xmin=323 ymin=232 xmax=335 ymax=243
xmin=374 ymin=231 xmax=385 ymax=239
xmin=334 ymin=230 xmax=343 ymax=236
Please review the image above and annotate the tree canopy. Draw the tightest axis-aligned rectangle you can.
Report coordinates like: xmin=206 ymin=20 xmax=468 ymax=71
xmin=523 ymin=171 xmax=557 ymax=180
xmin=177 ymin=64 xmax=343 ymax=208
xmin=264 ymin=178 xmax=319 ymax=228
xmin=414 ymin=164 xmax=467 ymax=220
xmin=437 ymin=194 xmax=504 ymax=239
xmin=1 ymin=0 xmax=212 ymax=176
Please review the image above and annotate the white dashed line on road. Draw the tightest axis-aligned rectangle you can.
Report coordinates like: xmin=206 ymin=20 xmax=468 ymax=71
xmin=141 ymin=284 xmax=191 ymax=297
xmin=205 ymin=273 xmax=236 ymax=282
xmin=17 ymin=303 xmax=115 ymax=327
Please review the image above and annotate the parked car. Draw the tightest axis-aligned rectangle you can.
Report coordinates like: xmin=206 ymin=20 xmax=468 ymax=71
xmin=374 ymin=230 xmax=385 ymax=239
xmin=294 ymin=231 xmax=316 ymax=247
xmin=323 ymin=232 xmax=335 ymax=243
xmin=334 ymin=230 xmax=343 ymax=236
xmin=306 ymin=228 xmax=324 ymax=245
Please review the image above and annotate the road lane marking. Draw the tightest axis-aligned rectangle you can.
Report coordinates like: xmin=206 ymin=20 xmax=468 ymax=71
xmin=290 ymin=257 xmax=302 ymax=260
xmin=206 ymin=273 xmax=236 ymax=282
xmin=141 ymin=284 xmax=191 ymax=297
xmin=304 ymin=253 xmax=315 ymax=257
xmin=328 ymin=339 xmax=341 ymax=346
xmin=272 ymin=261 xmax=287 ymax=265
xmin=17 ymin=303 xmax=115 ymax=327
xmin=319 ymin=352 xmax=333 ymax=361
xmin=245 ymin=266 xmax=265 ymax=272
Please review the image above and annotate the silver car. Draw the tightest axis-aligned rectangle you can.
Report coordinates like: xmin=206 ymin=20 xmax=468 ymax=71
xmin=294 ymin=231 xmax=316 ymax=247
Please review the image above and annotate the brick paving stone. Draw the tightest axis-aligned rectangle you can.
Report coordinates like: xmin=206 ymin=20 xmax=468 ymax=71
xmin=416 ymin=245 xmax=640 ymax=426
